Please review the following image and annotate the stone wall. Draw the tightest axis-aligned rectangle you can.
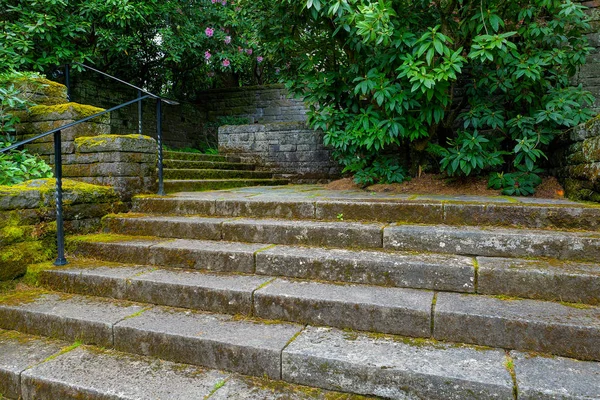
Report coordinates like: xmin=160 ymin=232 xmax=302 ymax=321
xmin=67 ymin=77 xmax=309 ymax=150
xmin=218 ymin=122 xmax=339 ymax=182
xmin=16 ymin=102 xmax=158 ymax=202
xmin=196 ymin=84 xmax=307 ymax=124
xmin=551 ymin=115 xmax=600 ymax=201
xmin=577 ymin=1 xmax=600 ymax=112
xmin=0 ymin=179 xmax=121 ymax=281
xmin=67 ymin=75 xmax=205 ymax=150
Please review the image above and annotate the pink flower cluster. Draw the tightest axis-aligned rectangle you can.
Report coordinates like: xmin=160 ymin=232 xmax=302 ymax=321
xmin=211 ymin=0 xmax=227 ymax=4
xmin=205 ymin=27 xmax=214 ymax=37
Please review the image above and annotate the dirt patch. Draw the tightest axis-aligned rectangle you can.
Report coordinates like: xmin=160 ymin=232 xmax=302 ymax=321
xmin=325 ymin=174 xmax=565 ymax=199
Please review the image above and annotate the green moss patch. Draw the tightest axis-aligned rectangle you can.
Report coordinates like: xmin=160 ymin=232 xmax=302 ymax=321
xmin=26 ymin=102 xmax=107 ymax=122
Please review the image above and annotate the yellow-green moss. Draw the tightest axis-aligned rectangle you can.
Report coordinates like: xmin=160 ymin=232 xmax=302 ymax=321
xmin=0 ymin=178 xmax=116 ymax=201
xmin=28 ymin=102 xmax=105 ymax=119
xmin=75 ymin=134 xmax=155 ymax=148
xmin=0 ymin=241 xmax=55 ymax=281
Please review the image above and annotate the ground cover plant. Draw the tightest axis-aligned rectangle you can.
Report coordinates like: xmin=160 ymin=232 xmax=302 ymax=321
xmin=0 ymin=72 xmax=53 ymax=186
xmin=250 ymin=0 xmax=596 ymax=194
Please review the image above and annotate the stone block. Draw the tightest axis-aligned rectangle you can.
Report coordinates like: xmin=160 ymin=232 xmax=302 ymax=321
xmin=512 ymin=351 xmax=600 ymax=399
xmin=105 ymin=215 xmax=226 ymax=240
xmin=316 ymin=201 xmax=444 ymax=224
xmin=0 ymin=330 xmax=65 ymax=400
xmin=282 ymin=326 xmax=514 ymax=399
xmin=254 ymin=280 xmax=433 ymax=336
xmin=22 ymin=346 xmax=227 ymax=400
xmin=74 ymin=134 xmax=156 ymax=154
xmin=255 ymin=245 xmax=475 ymax=292
xmin=0 ymin=293 xmax=145 ymax=347
xmin=113 ymin=306 xmax=303 ymax=379
xmin=223 ymin=219 xmax=385 ymax=249
xmin=434 ymin=292 xmax=600 ymax=360
xmin=477 ymin=257 xmax=600 ymax=304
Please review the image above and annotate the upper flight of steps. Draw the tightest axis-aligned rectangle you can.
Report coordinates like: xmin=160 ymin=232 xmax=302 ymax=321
xmin=1 ymin=186 xmax=600 ymax=399
xmin=162 ymin=150 xmax=288 ymax=192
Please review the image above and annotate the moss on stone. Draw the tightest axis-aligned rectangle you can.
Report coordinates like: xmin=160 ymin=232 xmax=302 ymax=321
xmin=28 ymin=102 xmax=105 ymax=119
xmin=0 ymin=241 xmax=55 ymax=281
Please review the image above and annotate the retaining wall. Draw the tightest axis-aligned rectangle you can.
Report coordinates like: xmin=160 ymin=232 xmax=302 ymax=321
xmin=218 ymin=122 xmax=339 ymax=182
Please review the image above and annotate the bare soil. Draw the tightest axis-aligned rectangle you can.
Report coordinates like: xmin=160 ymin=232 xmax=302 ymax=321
xmin=324 ymin=174 xmax=565 ymax=199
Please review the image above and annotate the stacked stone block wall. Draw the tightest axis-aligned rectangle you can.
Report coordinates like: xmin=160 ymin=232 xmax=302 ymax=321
xmin=577 ymin=1 xmax=600 ymax=112
xmin=551 ymin=116 xmax=600 ymax=201
xmin=16 ymin=100 xmax=158 ymax=202
xmin=218 ymin=122 xmax=339 ymax=182
xmin=0 ymin=180 xmax=122 ymax=281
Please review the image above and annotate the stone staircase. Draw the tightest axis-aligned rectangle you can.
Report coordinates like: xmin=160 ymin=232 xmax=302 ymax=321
xmin=1 ymin=186 xmax=600 ymax=399
xmin=163 ymin=150 xmax=288 ymax=192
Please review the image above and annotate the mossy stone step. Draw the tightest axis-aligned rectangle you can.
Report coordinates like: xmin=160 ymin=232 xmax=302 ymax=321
xmin=1 ymin=330 xmax=368 ymax=400
xmin=131 ymin=191 xmax=600 ymax=231
xmin=164 ymin=159 xmax=256 ymax=170
xmin=103 ymin=214 xmax=600 ymax=261
xmin=163 ymin=179 xmax=289 ymax=193
xmin=163 ymin=151 xmax=229 ymax=162
xmin=163 ymin=168 xmax=273 ymax=180
xmin=70 ymin=236 xmax=600 ymax=305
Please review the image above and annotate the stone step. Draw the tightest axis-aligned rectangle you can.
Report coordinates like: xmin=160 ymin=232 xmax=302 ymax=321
xmin=163 ymin=150 xmax=229 ymax=162
xmin=164 ymin=179 xmax=289 ymax=193
xmin=131 ymin=190 xmax=600 ymax=231
xmin=284 ymin=326 xmax=600 ymax=400
xmin=103 ymin=215 xmax=387 ymax=249
xmin=104 ymin=214 xmax=600 ymax=261
xmin=164 ymin=159 xmax=256 ymax=170
xmin=384 ymin=224 xmax=600 ymax=262
xmin=163 ymin=168 xmax=274 ymax=180
xmin=0 ymin=330 xmax=369 ymax=400
xmin=33 ymin=263 xmax=600 ymax=360
xmin=2 ymin=301 xmax=600 ymax=399
xmin=40 ymin=264 xmax=431 ymax=336
xmin=72 ymin=236 xmax=600 ymax=303
xmin=0 ymin=292 xmax=302 ymax=378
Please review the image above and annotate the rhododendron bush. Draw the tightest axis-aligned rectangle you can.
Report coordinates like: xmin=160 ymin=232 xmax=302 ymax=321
xmin=248 ymin=0 xmax=596 ymax=193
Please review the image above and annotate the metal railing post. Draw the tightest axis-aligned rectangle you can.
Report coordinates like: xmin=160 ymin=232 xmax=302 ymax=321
xmin=156 ymin=99 xmax=165 ymax=195
xmin=53 ymin=130 xmax=68 ymax=266
xmin=138 ymin=90 xmax=143 ymax=135
xmin=65 ymin=65 xmax=71 ymax=102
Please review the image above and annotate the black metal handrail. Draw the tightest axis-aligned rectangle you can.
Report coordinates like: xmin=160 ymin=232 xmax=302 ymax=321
xmin=1 ymin=64 xmax=177 ymax=266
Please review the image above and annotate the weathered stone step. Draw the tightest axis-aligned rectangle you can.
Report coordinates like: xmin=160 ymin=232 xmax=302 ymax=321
xmin=284 ymin=326 xmax=600 ymax=400
xmin=434 ymin=292 xmax=600 ymax=361
xmin=0 ymin=292 xmax=302 ymax=378
xmin=104 ymin=215 xmax=386 ymax=249
xmin=163 ymin=150 xmax=230 ymax=162
xmin=164 ymin=159 xmax=256 ymax=170
xmin=385 ymin=223 xmax=600 ymax=262
xmin=163 ymin=168 xmax=274 ymax=180
xmin=33 ymin=262 xmax=600 ymax=360
xmin=41 ymin=265 xmax=431 ymax=336
xmin=1 ymin=330 xmax=369 ymax=400
xmin=132 ymin=191 xmax=600 ymax=231
xmin=164 ymin=179 xmax=289 ymax=193
xmin=104 ymin=214 xmax=600 ymax=261
xmin=72 ymin=235 xmax=600 ymax=303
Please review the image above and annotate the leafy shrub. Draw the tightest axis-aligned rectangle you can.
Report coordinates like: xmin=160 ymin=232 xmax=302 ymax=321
xmin=0 ymin=141 xmax=53 ymax=186
xmin=252 ymin=0 xmax=596 ymax=193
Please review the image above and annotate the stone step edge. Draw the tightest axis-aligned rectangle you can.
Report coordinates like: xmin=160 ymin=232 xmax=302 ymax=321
xmin=132 ymin=194 xmax=600 ymax=231
xmin=102 ymin=215 xmax=600 ymax=263
xmin=70 ymin=235 xmax=600 ymax=305
xmin=0 ymin=329 xmax=373 ymax=400
xmin=38 ymin=260 xmax=600 ymax=361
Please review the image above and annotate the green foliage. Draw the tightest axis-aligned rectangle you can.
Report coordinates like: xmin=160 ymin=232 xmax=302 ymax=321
xmin=489 ymin=167 xmax=543 ymax=196
xmin=0 ymin=71 xmax=45 ymax=138
xmin=0 ymin=1 xmax=276 ymax=97
xmin=250 ymin=0 xmax=596 ymax=194
xmin=0 ymin=141 xmax=54 ymax=186
xmin=206 ymin=116 xmax=251 ymax=128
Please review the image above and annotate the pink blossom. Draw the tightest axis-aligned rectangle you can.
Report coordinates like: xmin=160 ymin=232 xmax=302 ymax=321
xmin=204 ymin=51 xmax=212 ymax=60
xmin=257 ymin=56 xmax=263 ymax=63
xmin=211 ymin=0 xmax=216 ymax=2
xmin=224 ymin=36 xmax=231 ymax=44
xmin=246 ymin=48 xmax=253 ymax=55
xmin=205 ymin=27 xmax=214 ymax=37
xmin=222 ymin=59 xmax=230 ymax=67
xmin=221 ymin=0 xmax=227 ymax=4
